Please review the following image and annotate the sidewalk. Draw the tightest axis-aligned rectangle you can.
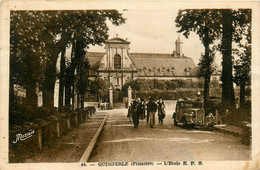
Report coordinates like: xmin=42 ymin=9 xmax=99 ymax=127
xmin=24 ymin=110 xmax=108 ymax=163
xmin=213 ymin=124 xmax=243 ymax=136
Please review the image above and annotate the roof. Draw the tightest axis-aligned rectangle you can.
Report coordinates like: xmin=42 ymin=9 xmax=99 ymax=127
xmin=130 ymin=53 xmax=197 ymax=76
xmin=85 ymin=52 xmax=220 ymax=76
xmin=86 ymin=52 xmax=104 ymax=67
xmin=106 ymin=37 xmax=130 ymax=44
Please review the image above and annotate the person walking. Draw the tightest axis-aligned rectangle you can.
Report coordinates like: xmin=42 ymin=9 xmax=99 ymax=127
xmin=132 ymin=100 xmax=140 ymax=128
xmin=140 ymin=99 xmax=146 ymax=119
xmin=136 ymin=98 xmax=144 ymax=121
xmin=147 ymin=97 xmax=157 ymax=128
xmin=146 ymin=101 xmax=149 ymax=124
xmin=157 ymin=98 xmax=166 ymax=125
xmin=127 ymin=99 xmax=134 ymax=122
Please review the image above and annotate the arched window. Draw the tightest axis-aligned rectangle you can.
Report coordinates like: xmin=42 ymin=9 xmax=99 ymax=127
xmin=114 ymin=54 xmax=121 ymax=69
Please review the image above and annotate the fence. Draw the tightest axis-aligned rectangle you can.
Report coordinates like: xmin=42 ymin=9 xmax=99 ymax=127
xmin=9 ymin=107 xmax=96 ymax=163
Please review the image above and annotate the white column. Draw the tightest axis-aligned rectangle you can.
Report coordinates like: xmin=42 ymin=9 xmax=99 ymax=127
xmin=109 ymin=86 xmax=113 ymax=109
xmin=53 ymin=79 xmax=59 ymax=108
xmin=128 ymin=86 xmax=132 ymax=107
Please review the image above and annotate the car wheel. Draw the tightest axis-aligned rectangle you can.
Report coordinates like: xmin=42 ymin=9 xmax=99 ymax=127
xmin=174 ymin=117 xmax=177 ymax=126
xmin=182 ymin=116 xmax=187 ymax=127
xmin=173 ymin=113 xmax=177 ymax=126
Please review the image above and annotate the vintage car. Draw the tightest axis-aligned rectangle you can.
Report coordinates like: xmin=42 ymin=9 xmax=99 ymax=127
xmin=173 ymin=100 xmax=205 ymax=126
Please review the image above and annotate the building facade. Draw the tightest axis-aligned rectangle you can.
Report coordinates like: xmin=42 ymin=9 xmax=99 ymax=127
xmin=87 ymin=35 xmax=221 ymax=90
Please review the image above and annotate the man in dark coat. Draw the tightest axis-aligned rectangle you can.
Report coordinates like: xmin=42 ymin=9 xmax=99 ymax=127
xmin=140 ymin=99 xmax=146 ymax=119
xmin=132 ymin=100 xmax=140 ymax=128
xmin=147 ymin=97 xmax=157 ymax=128
xmin=157 ymin=98 xmax=166 ymax=125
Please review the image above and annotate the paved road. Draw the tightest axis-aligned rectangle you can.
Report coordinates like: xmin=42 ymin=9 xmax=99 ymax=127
xmin=89 ymin=106 xmax=250 ymax=162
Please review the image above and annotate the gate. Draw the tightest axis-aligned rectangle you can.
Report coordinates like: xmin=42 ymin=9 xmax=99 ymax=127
xmin=113 ymin=89 xmax=123 ymax=103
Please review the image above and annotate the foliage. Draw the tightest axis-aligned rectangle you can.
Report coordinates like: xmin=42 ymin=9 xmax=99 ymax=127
xmin=10 ymin=11 xmax=50 ymax=85
xmin=220 ymin=9 xmax=251 ymax=107
xmin=10 ymin=10 xmax=125 ymax=107
xmin=75 ymin=48 xmax=91 ymax=108
xmin=90 ymin=78 xmax=111 ymax=101
xmin=175 ymin=9 xmax=221 ymax=42
xmin=233 ymin=9 xmax=251 ymax=105
xmin=175 ymin=9 xmax=221 ymax=106
xmin=134 ymin=89 xmax=206 ymax=100
xmin=122 ymin=79 xmax=204 ymax=96
xmin=175 ymin=9 xmax=251 ymax=109
xmin=9 ymin=103 xmax=96 ymax=133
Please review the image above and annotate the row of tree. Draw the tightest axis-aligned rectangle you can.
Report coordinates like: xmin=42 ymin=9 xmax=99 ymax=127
xmin=122 ymin=78 xmax=217 ymax=92
xmin=10 ymin=10 xmax=125 ymax=110
xmin=175 ymin=9 xmax=251 ymax=109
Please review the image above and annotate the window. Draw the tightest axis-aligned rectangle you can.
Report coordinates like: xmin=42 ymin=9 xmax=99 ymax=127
xmin=117 ymin=77 xmax=120 ymax=85
xmin=114 ymin=54 xmax=121 ymax=69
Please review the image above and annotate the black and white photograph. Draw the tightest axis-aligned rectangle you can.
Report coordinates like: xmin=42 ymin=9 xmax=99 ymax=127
xmin=0 ymin=1 xmax=260 ymax=170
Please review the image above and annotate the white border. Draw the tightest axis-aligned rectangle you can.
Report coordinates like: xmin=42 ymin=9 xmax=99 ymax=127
xmin=1 ymin=1 xmax=260 ymax=169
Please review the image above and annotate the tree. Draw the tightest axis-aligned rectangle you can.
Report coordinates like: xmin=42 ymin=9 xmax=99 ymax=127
xmin=41 ymin=10 xmax=126 ymax=108
xmin=218 ymin=9 xmax=252 ymax=109
xmin=233 ymin=9 xmax=251 ymax=106
xmin=220 ymin=9 xmax=235 ymax=108
xmin=10 ymin=10 xmax=125 ymax=108
xmin=175 ymin=9 xmax=221 ymax=106
xmin=176 ymin=9 xmax=252 ymax=110
xmin=75 ymin=43 xmax=90 ymax=108
xmin=10 ymin=11 xmax=50 ymax=107
xmin=58 ymin=46 xmax=66 ymax=108
xmin=90 ymin=78 xmax=111 ymax=102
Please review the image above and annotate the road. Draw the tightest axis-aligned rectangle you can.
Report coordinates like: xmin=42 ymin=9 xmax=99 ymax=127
xmin=89 ymin=102 xmax=250 ymax=162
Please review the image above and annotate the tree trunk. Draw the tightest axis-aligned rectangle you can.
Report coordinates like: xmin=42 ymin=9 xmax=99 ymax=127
xmin=72 ymin=80 xmax=75 ymax=110
xmin=58 ymin=47 xmax=66 ymax=109
xmin=204 ymin=76 xmax=210 ymax=105
xmin=10 ymin=42 xmax=18 ymax=108
xmin=65 ymin=80 xmax=72 ymax=106
xmin=42 ymin=56 xmax=57 ymax=108
xmin=9 ymin=71 xmax=15 ymax=108
xmin=81 ymin=93 xmax=85 ymax=109
xmin=25 ymin=81 xmax=37 ymax=107
xmin=221 ymin=9 xmax=235 ymax=108
xmin=77 ymin=93 xmax=80 ymax=109
xmin=65 ymin=39 xmax=76 ymax=107
xmin=202 ymin=28 xmax=211 ymax=108
xmin=240 ymin=79 xmax=246 ymax=106
xmin=42 ymin=79 xmax=56 ymax=108
xmin=43 ymin=31 xmax=73 ymax=108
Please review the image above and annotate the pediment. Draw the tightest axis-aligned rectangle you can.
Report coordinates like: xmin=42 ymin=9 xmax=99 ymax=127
xmin=106 ymin=37 xmax=130 ymax=44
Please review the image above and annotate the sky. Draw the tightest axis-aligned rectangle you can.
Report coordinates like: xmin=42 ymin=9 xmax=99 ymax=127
xmin=88 ymin=8 xmax=222 ymax=66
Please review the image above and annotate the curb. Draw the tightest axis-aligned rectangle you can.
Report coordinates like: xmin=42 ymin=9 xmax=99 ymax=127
xmin=213 ymin=126 xmax=243 ymax=136
xmin=79 ymin=113 xmax=108 ymax=162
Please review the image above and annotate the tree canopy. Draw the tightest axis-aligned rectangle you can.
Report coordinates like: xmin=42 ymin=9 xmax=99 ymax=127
xmin=175 ymin=9 xmax=251 ymax=109
xmin=10 ymin=10 xmax=125 ymax=108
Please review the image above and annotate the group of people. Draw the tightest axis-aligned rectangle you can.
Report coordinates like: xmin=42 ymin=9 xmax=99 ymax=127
xmin=127 ymin=97 xmax=166 ymax=128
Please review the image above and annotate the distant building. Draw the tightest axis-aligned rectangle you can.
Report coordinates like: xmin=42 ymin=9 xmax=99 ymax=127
xmin=87 ymin=35 xmax=221 ymax=90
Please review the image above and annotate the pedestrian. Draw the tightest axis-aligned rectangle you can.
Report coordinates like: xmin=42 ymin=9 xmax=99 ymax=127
xmin=147 ymin=97 xmax=157 ymax=128
xmin=127 ymin=99 xmax=134 ymax=122
xmin=132 ymin=100 xmax=140 ymax=128
xmin=139 ymin=99 xmax=146 ymax=119
xmin=146 ymin=100 xmax=149 ymax=124
xmin=142 ymin=99 xmax=146 ymax=119
xmin=136 ymin=98 xmax=143 ymax=121
xmin=157 ymin=97 xmax=166 ymax=125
